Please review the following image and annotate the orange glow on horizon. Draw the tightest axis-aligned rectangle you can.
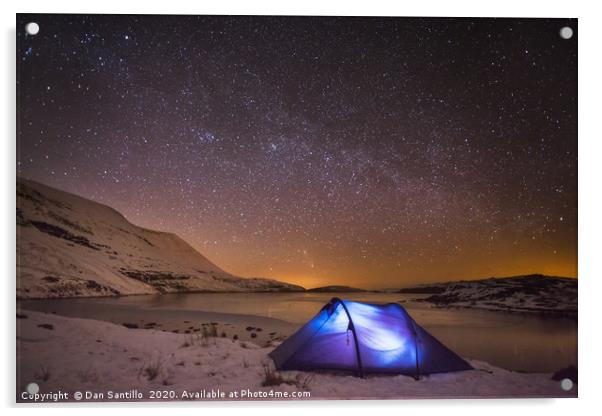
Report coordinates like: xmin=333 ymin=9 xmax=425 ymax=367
xmin=194 ymin=237 xmax=577 ymax=290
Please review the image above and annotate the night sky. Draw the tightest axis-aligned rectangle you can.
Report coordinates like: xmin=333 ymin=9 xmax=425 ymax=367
xmin=17 ymin=15 xmax=577 ymax=289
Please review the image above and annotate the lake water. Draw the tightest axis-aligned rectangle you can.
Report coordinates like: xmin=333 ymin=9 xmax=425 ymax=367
xmin=20 ymin=292 xmax=577 ymax=373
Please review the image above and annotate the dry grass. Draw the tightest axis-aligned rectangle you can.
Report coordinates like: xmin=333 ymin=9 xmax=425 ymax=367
xmin=197 ymin=323 xmax=219 ymax=346
xmin=180 ymin=327 xmax=219 ymax=348
xmin=180 ymin=335 xmax=195 ymax=348
xmin=77 ymin=367 xmax=99 ymax=383
xmin=297 ymin=373 xmax=315 ymax=389
xmin=259 ymin=363 xmax=314 ymax=389
xmin=140 ymin=359 xmax=161 ymax=381
xmin=261 ymin=364 xmax=296 ymax=387
xmin=34 ymin=365 xmax=50 ymax=382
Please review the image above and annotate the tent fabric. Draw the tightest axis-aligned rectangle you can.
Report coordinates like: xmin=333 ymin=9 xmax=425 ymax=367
xmin=269 ymin=297 xmax=472 ymax=378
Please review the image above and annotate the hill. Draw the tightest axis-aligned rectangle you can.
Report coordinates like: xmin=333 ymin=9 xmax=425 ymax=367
xmin=306 ymin=285 xmax=366 ymax=293
xmin=17 ymin=179 xmax=304 ymax=299
xmin=399 ymin=275 xmax=576 ymax=317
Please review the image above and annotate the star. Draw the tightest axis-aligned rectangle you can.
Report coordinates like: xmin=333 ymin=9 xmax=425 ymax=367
xmin=16 ymin=14 xmax=577 ymax=288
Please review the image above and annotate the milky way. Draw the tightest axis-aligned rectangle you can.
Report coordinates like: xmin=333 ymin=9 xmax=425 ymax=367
xmin=17 ymin=15 xmax=577 ymax=288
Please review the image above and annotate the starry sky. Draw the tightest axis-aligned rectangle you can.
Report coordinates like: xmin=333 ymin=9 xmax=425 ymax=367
xmin=17 ymin=15 xmax=577 ymax=289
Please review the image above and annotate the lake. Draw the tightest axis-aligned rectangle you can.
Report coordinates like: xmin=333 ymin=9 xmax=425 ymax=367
xmin=19 ymin=292 xmax=577 ymax=373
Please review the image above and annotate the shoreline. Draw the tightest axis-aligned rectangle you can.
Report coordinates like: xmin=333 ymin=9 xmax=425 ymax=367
xmin=16 ymin=288 xmax=309 ymax=301
xmin=17 ymin=302 xmax=299 ymax=348
xmin=19 ymin=289 xmax=577 ymax=320
xmin=401 ymin=300 xmax=578 ymax=320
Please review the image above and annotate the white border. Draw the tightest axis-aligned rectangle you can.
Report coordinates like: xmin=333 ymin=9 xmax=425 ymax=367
xmin=2 ymin=0 xmax=601 ymax=414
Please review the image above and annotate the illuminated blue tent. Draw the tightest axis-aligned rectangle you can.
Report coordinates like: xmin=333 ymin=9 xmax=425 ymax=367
xmin=269 ymin=298 xmax=472 ymax=378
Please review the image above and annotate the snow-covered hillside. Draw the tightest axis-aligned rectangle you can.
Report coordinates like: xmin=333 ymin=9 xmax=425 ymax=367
xmin=17 ymin=179 xmax=304 ymax=299
xmin=400 ymin=275 xmax=577 ymax=318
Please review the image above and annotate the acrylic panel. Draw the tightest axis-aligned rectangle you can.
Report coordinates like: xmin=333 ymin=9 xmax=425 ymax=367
xmin=16 ymin=14 xmax=577 ymax=402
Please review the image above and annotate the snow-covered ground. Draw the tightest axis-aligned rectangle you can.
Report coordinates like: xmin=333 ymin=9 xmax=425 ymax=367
xmin=17 ymin=311 xmax=576 ymax=402
xmin=17 ymin=179 xmax=303 ymax=299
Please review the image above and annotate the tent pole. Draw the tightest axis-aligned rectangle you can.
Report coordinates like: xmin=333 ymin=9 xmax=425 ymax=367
xmin=410 ymin=319 xmax=420 ymax=380
xmin=332 ymin=297 xmax=365 ymax=378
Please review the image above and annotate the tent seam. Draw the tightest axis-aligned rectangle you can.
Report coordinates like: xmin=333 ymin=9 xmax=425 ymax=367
xmin=334 ymin=298 xmax=365 ymax=378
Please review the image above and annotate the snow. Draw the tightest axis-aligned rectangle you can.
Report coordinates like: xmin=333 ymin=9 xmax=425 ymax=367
xmin=16 ymin=311 xmax=576 ymax=402
xmin=405 ymin=275 xmax=577 ymax=318
xmin=17 ymin=179 xmax=303 ymax=299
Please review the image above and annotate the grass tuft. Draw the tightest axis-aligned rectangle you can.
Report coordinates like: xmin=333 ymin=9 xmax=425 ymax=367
xmin=35 ymin=365 xmax=51 ymax=382
xmin=261 ymin=364 xmax=296 ymax=387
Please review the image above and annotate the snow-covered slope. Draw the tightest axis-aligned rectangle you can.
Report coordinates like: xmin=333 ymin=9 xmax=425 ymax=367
xmin=400 ymin=275 xmax=577 ymax=318
xmin=17 ymin=179 xmax=304 ymax=299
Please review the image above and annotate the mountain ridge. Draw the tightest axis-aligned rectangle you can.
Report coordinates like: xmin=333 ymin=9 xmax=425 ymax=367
xmin=16 ymin=178 xmax=304 ymax=299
